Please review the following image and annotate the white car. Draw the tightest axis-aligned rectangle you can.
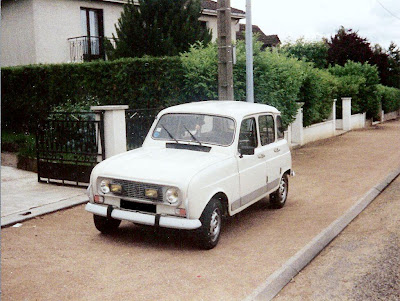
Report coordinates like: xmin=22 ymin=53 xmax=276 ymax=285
xmin=86 ymin=101 xmax=293 ymax=249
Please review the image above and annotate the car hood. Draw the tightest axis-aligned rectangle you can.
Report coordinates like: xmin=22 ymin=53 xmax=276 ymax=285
xmin=92 ymin=146 xmax=230 ymax=187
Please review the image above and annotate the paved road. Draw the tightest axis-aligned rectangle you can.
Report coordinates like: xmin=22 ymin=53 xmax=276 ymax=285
xmin=275 ymin=175 xmax=400 ymax=300
xmin=2 ymin=120 xmax=400 ymax=300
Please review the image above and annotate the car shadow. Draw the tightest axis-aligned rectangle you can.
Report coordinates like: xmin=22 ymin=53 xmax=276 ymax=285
xmin=94 ymin=197 xmax=278 ymax=251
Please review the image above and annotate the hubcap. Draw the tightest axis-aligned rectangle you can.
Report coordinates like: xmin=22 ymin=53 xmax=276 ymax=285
xmin=279 ymin=178 xmax=287 ymax=203
xmin=209 ymin=209 xmax=221 ymax=242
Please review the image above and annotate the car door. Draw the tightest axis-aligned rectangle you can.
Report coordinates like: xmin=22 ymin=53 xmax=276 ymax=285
xmin=258 ymin=114 xmax=281 ymax=193
xmin=234 ymin=117 xmax=268 ymax=211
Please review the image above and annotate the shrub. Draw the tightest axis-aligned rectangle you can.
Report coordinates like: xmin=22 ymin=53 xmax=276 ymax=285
xmin=299 ymin=66 xmax=338 ymax=126
xmin=329 ymin=61 xmax=380 ymax=118
xmin=2 ymin=57 xmax=186 ymax=132
xmin=377 ymin=84 xmax=400 ymax=113
xmin=279 ymin=39 xmax=329 ymax=69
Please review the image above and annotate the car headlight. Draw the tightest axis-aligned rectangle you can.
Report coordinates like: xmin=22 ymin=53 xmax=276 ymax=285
xmin=165 ymin=187 xmax=179 ymax=204
xmin=100 ymin=179 xmax=110 ymax=194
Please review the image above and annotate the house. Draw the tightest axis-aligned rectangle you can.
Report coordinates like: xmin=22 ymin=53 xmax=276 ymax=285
xmin=1 ymin=0 xmax=245 ymax=66
xmin=236 ymin=24 xmax=280 ymax=50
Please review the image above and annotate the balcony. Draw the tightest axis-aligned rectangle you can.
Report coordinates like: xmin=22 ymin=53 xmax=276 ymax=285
xmin=68 ymin=36 xmax=115 ymax=63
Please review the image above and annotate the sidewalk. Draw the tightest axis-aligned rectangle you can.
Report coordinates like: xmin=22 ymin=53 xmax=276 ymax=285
xmin=1 ymin=166 xmax=87 ymax=227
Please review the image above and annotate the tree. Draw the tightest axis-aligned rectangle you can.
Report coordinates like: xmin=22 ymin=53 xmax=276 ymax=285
xmin=386 ymin=42 xmax=400 ymax=89
xmin=110 ymin=0 xmax=212 ymax=58
xmin=370 ymin=44 xmax=390 ymax=86
xmin=327 ymin=27 xmax=374 ymax=66
xmin=279 ymin=38 xmax=329 ymax=69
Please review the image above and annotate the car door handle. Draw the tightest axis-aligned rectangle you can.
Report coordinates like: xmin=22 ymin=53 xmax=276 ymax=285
xmin=274 ymin=148 xmax=280 ymax=153
xmin=257 ymin=154 xmax=265 ymax=159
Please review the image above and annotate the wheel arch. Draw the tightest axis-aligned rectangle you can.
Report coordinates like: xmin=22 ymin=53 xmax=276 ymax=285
xmin=211 ymin=192 xmax=229 ymax=217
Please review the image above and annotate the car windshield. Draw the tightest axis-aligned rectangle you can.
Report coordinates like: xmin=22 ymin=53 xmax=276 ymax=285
xmin=152 ymin=113 xmax=235 ymax=146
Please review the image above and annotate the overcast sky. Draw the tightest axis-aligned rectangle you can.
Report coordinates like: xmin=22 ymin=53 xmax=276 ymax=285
xmin=230 ymin=0 xmax=400 ymax=49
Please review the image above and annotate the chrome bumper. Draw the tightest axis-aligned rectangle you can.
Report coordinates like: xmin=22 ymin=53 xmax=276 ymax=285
xmin=85 ymin=202 xmax=202 ymax=230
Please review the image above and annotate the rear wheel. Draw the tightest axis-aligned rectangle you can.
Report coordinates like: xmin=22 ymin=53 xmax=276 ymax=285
xmin=93 ymin=214 xmax=121 ymax=234
xmin=269 ymin=173 xmax=289 ymax=209
xmin=197 ymin=199 xmax=223 ymax=250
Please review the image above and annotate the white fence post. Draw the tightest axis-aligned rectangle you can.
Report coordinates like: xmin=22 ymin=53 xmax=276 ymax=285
xmin=91 ymin=105 xmax=129 ymax=159
xmin=342 ymin=97 xmax=352 ymax=131
xmin=330 ymin=99 xmax=337 ymax=135
xmin=290 ymin=103 xmax=304 ymax=146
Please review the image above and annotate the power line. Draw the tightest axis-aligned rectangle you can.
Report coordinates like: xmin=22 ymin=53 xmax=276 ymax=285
xmin=376 ymin=0 xmax=400 ymax=21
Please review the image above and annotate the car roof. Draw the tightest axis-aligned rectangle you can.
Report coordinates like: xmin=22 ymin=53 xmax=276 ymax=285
xmin=159 ymin=101 xmax=280 ymax=119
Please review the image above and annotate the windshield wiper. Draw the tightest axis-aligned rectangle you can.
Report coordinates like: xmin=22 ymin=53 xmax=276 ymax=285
xmin=161 ymin=124 xmax=179 ymax=144
xmin=183 ymin=124 xmax=202 ymax=146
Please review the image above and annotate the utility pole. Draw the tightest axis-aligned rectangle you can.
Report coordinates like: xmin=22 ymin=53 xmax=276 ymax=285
xmin=246 ymin=0 xmax=254 ymax=103
xmin=217 ymin=0 xmax=234 ymax=100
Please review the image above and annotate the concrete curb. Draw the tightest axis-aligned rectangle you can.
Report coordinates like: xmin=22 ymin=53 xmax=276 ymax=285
xmin=1 ymin=195 xmax=88 ymax=228
xmin=245 ymin=167 xmax=400 ymax=301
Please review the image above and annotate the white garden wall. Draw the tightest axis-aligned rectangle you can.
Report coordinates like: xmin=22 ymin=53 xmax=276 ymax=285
xmin=350 ymin=113 xmax=366 ymax=130
xmin=303 ymin=120 xmax=336 ymax=145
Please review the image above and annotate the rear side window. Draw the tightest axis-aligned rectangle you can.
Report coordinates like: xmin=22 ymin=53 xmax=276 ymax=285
xmin=276 ymin=115 xmax=285 ymax=139
xmin=258 ymin=115 xmax=275 ymax=145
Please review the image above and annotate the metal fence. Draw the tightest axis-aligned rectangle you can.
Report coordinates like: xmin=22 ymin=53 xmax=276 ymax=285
xmin=36 ymin=112 xmax=105 ymax=186
xmin=126 ymin=108 xmax=160 ymax=150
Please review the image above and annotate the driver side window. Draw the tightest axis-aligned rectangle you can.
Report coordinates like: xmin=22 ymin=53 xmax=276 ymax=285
xmin=238 ymin=117 xmax=258 ymax=151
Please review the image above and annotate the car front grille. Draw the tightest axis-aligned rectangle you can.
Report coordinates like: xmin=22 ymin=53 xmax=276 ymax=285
xmin=110 ymin=179 xmax=164 ymax=202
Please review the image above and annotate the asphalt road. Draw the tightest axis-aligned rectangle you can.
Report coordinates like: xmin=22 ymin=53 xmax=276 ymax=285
xmin=2 ymin=120 xmax=400 ymax=300
xmin=275 ymin=175 xmax=400 ymax=300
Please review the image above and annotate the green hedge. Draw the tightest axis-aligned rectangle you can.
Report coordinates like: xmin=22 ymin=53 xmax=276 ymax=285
xmin=2 ymin=57 xmax=186 ymax=132
xmin=329 ymin=61 xmax=380 ymax=119
xmin=3 ymin=43 xmax=389 ymax=133
xmin=377 ymin=84 xmax=400 ymax=113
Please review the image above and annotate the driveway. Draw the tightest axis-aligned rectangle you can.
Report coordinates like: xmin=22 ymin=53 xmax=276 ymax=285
xmin=2 ymin=120 xmax=400 ymax=300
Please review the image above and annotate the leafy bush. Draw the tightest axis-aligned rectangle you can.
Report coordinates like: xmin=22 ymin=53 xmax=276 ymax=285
xmin=299 ymin=66 xmax=338 ymax=126
xmin=2 ymin=57 xmax=186 ymax=132
xmin=1 ymin=131 xmax=36 ymax=157
xmin=329 ymin=61 xmax=380 ymax=118
xmin=377 ymin=84 xmax=400 ymax=113
xmin=279 ymin=39 xmax=329 ymax=69
xmin=180 ymin=42 xmax=218 ymax=101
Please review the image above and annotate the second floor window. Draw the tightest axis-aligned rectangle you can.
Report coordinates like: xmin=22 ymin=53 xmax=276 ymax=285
xmin=80 ymin=8 xmax=104 ymax=56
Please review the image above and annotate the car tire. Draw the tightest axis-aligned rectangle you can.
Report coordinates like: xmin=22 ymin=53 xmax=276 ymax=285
xmin=93 ymin=214 xmax=121 ymax=234
xmin=197 ymin=199 xmax=223 ymax=250
xmin=269 ymin=173 xmax=289 ymax=209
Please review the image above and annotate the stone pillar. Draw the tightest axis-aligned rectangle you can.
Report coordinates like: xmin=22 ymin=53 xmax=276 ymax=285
xmin=342 ymin=97 xmax=352 ymax=131
xmin=91 ymin=105 xmax=129 ymax=159
xmin=290 ymin=103 xmax=304 ymax=146
xmin=380 ymin=110 xmax=385 ymax=123
xmin=330 ymin=99 xmax=337 ymax=135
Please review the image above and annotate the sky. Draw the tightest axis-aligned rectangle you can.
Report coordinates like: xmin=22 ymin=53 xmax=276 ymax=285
xmin=230 ymin=0 xmax=400 ymax=49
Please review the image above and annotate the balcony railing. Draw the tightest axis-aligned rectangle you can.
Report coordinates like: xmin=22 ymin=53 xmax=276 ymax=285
xmin=68 ymin=36 xmax=116 ymax=63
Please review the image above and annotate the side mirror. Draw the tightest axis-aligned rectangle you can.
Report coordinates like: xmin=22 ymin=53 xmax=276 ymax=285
xmin=239 ymin=145 xmax=255 ymax=156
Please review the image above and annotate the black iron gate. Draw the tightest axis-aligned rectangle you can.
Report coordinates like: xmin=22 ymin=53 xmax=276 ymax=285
xmin=126 ymin=108 xmax=159 ymax=150
xmin=36 ymin=112 xmax=105 ymax=187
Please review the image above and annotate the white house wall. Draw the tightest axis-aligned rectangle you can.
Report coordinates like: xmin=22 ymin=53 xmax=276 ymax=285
xmin=2 ymin=0 xmax=241 ymax=66
xmin=1 ymin=0 xmax=37 ymax=66
xmin=199 ymin=15 xmax=240 ymax=42
xmin=32 ymin=0 xmax=123 ymax=65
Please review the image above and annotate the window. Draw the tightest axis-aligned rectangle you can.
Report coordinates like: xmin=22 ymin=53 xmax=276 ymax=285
xmin=238 ymin=118 xmax=258 ymax=150
xmin=80 ymin=8 xmax=104 ymax=58
xmin=258 ymin=115 xmax=275 ymax=145
xmin=276 ymin=115 xmax=285 ymax=139
xmin=152 ymin=114 xmax=235 ymax=146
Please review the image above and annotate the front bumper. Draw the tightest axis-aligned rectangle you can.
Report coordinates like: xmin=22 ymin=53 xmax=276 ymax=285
xmin=85 ymin=202 xmax=202 ymax=230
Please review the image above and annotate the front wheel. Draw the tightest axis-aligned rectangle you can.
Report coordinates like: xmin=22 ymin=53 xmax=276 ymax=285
xmin=269 ymin=173 xmax=289 ymax=209
xmin=93 ymin=214 xmax=121 ymax=234
xmin=197 ymin=199 xmax=223 ymax=250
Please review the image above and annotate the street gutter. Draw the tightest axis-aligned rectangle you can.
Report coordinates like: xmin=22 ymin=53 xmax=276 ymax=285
xmin=245 ymin=167 xmax=400 ymax=301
